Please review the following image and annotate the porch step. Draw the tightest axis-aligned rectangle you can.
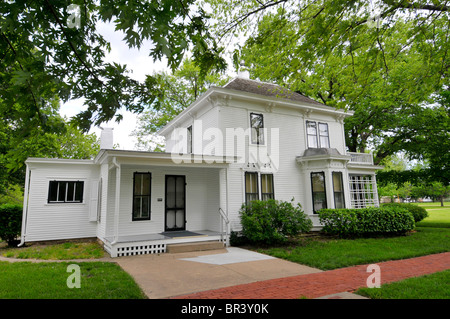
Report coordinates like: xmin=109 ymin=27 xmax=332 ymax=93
xmin=166 ymin=241 xmax=225 ymax=253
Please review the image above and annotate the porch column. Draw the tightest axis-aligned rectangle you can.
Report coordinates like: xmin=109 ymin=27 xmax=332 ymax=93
xmin=112 ymin=157 xmax=121 ymax=244
xmin=219 ymin=168 xmax=230 ymax=247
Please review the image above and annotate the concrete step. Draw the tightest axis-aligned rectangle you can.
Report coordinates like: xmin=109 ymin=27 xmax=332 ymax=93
xmin=166 ymin=241 xmax=225 ymax=253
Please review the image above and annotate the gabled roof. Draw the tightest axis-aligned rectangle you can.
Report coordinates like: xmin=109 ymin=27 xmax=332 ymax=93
xmin=224 ymin=77 xmax=325 ymax=107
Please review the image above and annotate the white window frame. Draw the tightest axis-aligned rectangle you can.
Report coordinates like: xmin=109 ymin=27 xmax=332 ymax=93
xmin=306 ymin=120 xmax=330 ymax=148
xmin=348 ymin=174 xmax=379 ymax=208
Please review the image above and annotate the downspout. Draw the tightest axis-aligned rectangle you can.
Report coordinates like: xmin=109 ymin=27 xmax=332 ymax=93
xmin=18 ymin=164 xmax=31 ymax=247
xmin=111 ymin=157 xmax=121 ymax=245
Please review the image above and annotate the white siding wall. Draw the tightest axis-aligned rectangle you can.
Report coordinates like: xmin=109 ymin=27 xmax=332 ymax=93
xmin=106 ymin=165 xmax=221 ymax=238
xmin=160 ymin=93 xmax=349 ymax=230
xmin=25 ymin=162 xmax=99 ymax=242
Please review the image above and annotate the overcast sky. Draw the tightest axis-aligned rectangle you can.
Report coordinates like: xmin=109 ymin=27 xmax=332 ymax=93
xmin=59 ymin=21 xmax=169 ymax=150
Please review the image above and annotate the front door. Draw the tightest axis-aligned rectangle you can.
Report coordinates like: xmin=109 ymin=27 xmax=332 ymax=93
xmin=165 ymin=175 xmax=186 ymax=231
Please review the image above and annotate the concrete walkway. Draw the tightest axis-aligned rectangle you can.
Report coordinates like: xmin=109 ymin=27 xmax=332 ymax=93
xmin=115 ymin=247 xmax=322 ymax=299
xmin=172 ymin=252 xmax=450 ymax=299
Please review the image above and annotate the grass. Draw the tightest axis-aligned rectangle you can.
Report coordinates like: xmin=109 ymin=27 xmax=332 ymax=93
xmin=257 ymin=227 xmax=449 ymax=270
xmin=253 ymin=203 xmax=450 ymax=270
xmin=356 ymin=269 xmax=450 ymax=299
xmin=0 ymin=241 xmax=106 ymax=260
xmin=0 ymin=240 xmax=146 ymax=299
xmin=0 ymin=261 xmax=146 ymax=299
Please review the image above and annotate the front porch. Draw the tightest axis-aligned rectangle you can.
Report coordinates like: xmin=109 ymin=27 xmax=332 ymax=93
xmin=96 ymin=150 xmax=233 ymax=258
xmin=103 ymin=230 xmax=225 ymax=257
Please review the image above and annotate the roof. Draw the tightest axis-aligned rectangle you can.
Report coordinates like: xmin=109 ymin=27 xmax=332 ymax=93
xmin=223 ymin=77 xmax=326 ymax=107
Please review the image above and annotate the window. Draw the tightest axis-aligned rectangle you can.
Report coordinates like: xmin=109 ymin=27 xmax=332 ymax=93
xmin=332 ymin=172 xmax=345 ymax=209
xmin=250 ymin=113 xmax=264 ymax=145
xmin=306 ymin=121 xmax=330 ymax=148
xmin=306 ymin=121 xmax=318 ymax=148
xmin=245 ymin=172 xmax=259 ymax=204
xmin=311 ymin=172 xmax=327 ymax=213
xmin=349 ymin=174 xmax=379 ymax=208
xmin=133 ymin=172 xmax=151 ymax=221
xmin=187 ymin=125 xmax=192 ymax=154
xmin=261 ymin=174 xmax=274 ymax=200
xmin=318 ymin=123 xmax=330 ymax=148
xmin=48 ymin=181 xmax=84 ymax=203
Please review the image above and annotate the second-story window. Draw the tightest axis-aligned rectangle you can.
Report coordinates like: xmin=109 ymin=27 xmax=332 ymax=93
xmin=306 ymin=121 xmax=330 ymax=148
xmin=306 ymin=121 xmax=318 ymax=148
xmin=250 ymin=113 xmax=264 ymax=145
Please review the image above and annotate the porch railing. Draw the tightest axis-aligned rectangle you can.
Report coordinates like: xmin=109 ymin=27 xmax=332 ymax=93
xmin=218 ymin=207 xmax=230 ymax=247
xmin=347 ymin=152 xmax=374 ymax=165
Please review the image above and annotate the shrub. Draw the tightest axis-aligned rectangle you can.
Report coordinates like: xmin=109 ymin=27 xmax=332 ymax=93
xmin=382 ymin=203 xmax=428 ymax=223
xmin=0 ymin=204 xmax=23 ymax=246
xmin=239 ymin=199 xmax=312 ymax=244
xmin=318 ymin=206 xmax=415 ymax=238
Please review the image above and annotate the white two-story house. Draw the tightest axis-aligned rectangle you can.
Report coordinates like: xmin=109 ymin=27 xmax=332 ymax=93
xmin=19 ymin=72 xmax=381 ymax=257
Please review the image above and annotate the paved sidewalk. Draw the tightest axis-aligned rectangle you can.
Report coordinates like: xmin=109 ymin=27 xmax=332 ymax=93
xmin=172 ymin=252 xmax=450 ymax=299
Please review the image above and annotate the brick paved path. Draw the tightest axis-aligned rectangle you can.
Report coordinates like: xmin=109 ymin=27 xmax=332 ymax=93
xmin=173 ymin=252 xmax=450 ymax=299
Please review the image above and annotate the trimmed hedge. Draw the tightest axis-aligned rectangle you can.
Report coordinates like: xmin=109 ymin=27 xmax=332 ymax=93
xmin=239 ymin=199 xmax=312 ymax=244
xmin=318 ymin=207 xmax=415 ymax=238
xmin=0 ymin=204 xmax=23 ymax=246
xmin=381 ymin=203 xmax=428 ymax=223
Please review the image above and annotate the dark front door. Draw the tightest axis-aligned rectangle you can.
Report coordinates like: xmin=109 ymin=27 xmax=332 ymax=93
xmin=165 ymin=175 xmax=186 ymax=231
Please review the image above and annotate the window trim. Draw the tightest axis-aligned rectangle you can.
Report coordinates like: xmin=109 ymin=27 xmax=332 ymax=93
xmin=47 ymin=180 xmax=84 ymax=204
xmin=250 ymin=112 xmax=265 ymax=145
xmin=310 ymin=172 xmax=327 ymax=214
xmin=332 ymin=171 xmax=345 ymax=209
xmin=132 ymin=172 xmax=152 ymax=221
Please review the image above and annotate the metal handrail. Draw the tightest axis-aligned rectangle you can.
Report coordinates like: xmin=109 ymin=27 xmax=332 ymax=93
xmin=218 ymin=207 xmax=230 ymax=247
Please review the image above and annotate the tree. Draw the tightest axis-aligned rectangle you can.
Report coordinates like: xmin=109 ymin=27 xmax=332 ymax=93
xmin=1 ymin=0 xmax=226 ymax=132
xmin=0 ymin=96 xmax=99 ymax=195
xmin=131 ymin=58 xmax=229 ymax=151
xmin=206 ymin=1 xmax=449 ymax=173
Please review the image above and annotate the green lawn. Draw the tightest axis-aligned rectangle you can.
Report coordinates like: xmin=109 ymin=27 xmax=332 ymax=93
xmin=1 ymin=241 xmax=106 ymax=260
xmin=256 ymin=203 xmax=450 ymax=270
xmin=0 ymin=261 xmax=146 ymax=299
xmin=356 ymin=269 xmax=450 ymax=299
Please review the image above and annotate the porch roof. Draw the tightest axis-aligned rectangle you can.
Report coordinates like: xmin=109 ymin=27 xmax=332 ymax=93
xmin=94 ymin=149 xmax=236 ymax=168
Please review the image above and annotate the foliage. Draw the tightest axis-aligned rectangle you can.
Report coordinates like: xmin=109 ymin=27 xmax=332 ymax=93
xmin=318 ymin=207 xmax=415 ymax=238
xmin=239 ymin=199 xmax=312 ymax=244
xmin=0 ymin=112 xmax=100 ymax=194
xmin=1 ymin=0 xmax=226 ymax=132
xmin=381 ymin=203 xmax=428 ymax=223
xmin=0 ymin=204 xmax=22 ymax=246
xmin=131 ymin=58 xmax=230 ymax=151
xmin=207 ymin=0 xmax=450 ymax=175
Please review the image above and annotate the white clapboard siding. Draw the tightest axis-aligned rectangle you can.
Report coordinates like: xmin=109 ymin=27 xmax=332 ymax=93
xmin=25 ymin=161 xmax=99 ymax=242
